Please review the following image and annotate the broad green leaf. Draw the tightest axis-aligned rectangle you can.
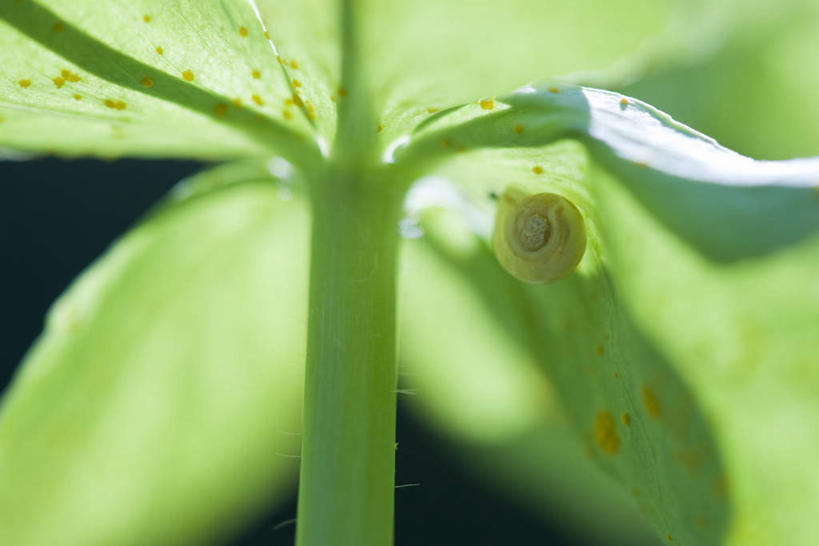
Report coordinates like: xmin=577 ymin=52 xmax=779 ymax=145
xmin=593 ymin=162 xmax=819 ymax=546
xmin=621 ymin=0 xmax=819 ymax=160
xmin=398 ymin=207 xmax=658 ymax=545
xmin=0 ymin=163 xmax=310 ymax=545
xmin=400 ymin=145 xmax=731 ymax=545
xmin=398 ymin=84 xmax=819 ymax=260
xmin=405 ymin=136 xmax=819 ymax=544
xmin=0 ymin=0 xmax=319 ymax=163
xmin=353 ymin=0 xmax=681 ymax=141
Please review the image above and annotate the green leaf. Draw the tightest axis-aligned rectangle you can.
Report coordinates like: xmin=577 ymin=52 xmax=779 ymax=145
xmin=350 ymin=0 xmax=681 ymax=141
xmin=0 ymin=163 xmax=310 ymax=544
xmin=404 ymin=137 xmax=819 ymax=545
xmin=398 ymin=207 xmax=658 ymax=545
xmin=621 ymin=0 xmax=819 ymax=160
xmin=594 ymin=161 xmax=819 ymax=546
xmin=0 ymin=0 xmax=320 ymax=163
xmin=398 ymin=84 xmax=819 ymax=260
xmin=396 ymin=148 xmax=726 ymax=544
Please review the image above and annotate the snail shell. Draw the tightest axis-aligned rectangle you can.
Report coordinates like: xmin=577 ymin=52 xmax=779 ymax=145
xmin=492 ymin=186 xmax=586 ymax=284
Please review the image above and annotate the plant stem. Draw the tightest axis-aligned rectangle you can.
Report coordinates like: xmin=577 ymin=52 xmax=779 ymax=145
xmin=295 ymin=167 xmax=402 ymax=546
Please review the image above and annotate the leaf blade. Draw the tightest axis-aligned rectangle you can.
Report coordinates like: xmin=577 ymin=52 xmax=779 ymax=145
xmin=399 ymin=84 xmax=819 ymax=260
xmin=0 ymin=0 xmax=320 ymax=163
xmin=0 ymin=164 xmax=310 ymax=544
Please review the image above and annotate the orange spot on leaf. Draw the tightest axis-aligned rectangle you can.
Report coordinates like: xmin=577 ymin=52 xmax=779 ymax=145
xmin=641 ymin=387 xmax=662 ymax=417
xmin=594 ymin=411 xmax=619 ymax=454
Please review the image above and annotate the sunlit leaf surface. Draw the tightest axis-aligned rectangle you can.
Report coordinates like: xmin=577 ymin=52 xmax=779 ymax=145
xmin=0 ymin=164 xmax=309 ymax=545
xmin=400 ymin=84 xmax=819 ymax=260
xmin=404 ymin=134 xmax=819 ymax=545
xmin=0 ymin=0 xmax=317 ymax=160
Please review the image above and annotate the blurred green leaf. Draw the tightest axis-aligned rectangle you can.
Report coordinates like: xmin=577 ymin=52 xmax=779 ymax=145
xmin=621 ymin=0 xmax=819 ymax=159
xmin=399 ymin=84 xmax=819 ymax=260
xmin=594 ymin=161 xmax=819 ymax=546
xmin=0 ymin=0 xmax=318 ymax=162
xmin=404 ymin=128 xmax=819 ymax=544
xmin=349 ymin=0 xmax=682 ymax=143
xmin=398 ymin=207 xmax=659 ymax=545
xmin=0 ymin=163 xmax=310 ymax=545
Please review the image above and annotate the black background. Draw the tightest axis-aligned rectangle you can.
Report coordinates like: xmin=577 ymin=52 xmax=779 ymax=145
xmin=0 ymin=158 xmax=579 ymax=545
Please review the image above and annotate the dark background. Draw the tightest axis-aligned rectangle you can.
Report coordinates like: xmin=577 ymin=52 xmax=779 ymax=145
xmin=0 ymin=158 xmax=577 ymax=546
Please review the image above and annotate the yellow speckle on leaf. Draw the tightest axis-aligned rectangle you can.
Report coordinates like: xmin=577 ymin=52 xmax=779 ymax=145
xmin=52 ymin=76 xmax=65 ymax=89
xmin=620 ymin=97 xmax=629 ymax=106
xmin=594 ymin=345 xmax=604 ymax=356
xmin=337 ymin=86 xmax=347 ymax=97
xmin=289 ymin=60 xmax=299 ymax=69
xmin=594 ymin=411 xmax=619 ymax=454
xmin=636 ymin=160 xmax=650 ymax=169
xmin=252 ymin=94 xmax=263 ymax=106
xmin=53 ymin=22 xmax=64 ymax=32
xmin=306 ymin=103 xmax=316 ymax=119
xmin=532 ymin=165 xmax=544 ymax=175
xmin=283 ymin=109 xmax=293 ymax=120
xmin=213 ymin=103 xmax=228 ymax=117
xmin=104 ymin=99 xmax=126 ymax=110
xmin=292 ymin=94 xmax=303 ymax=107
xmin=181 ymin=69 xmax=194 ymax=82
xmin=439 ymin=138 xmax=452 ymax=148
xmin=377 ymin=123 xmax=383 ymax=133
xmin=548 ymin=86 xmax=560 ymax=94
xmin=621 ymin=412 xmax=631 ymax=426
xmin=427 ymin=107 xmax=439 ymax=114
xmin=479 ymin=98 xmax=494 ymax=110
xmin=156 ymin=46 xmax=164 ymax=55
xmin=239 ymin=26 xmax=248 ymax=37
xmin=142 ymin=14 xmax=151 ymax=23
xmin=641 ymin=387 xmax=661 ymax=417
xmin=73 ymin=93 xmax=82 ymax=100
xmin=140 ymin=77 xmax=154 ymax=88
xmin=277 ymin=55 xmax=284 ymax=65
xmin=232 ymin=98 xmax=242 ymax=108
xmin=513 ymin=124 xmax=523 ymax=134
xmin=630 ymin=488 xmax=640 ymax=497
xmin=666 ymin=535 xmax=673 ymax=542
xmin=18 ymin=78 xmax=31 ymax=88
xmin=292 ymin=78 xmax=302 ymax=88
xmin=251 ymin=69 xmax=261 ymax=79
xmin=264 ymin=31 xmax=270 ymax=39
xmin=61 ymin=69 xmax=80 ymax=82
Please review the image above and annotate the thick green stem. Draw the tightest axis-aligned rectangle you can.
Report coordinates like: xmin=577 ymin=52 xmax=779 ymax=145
xmin=295 ymin=167 xmax=403 ymax=546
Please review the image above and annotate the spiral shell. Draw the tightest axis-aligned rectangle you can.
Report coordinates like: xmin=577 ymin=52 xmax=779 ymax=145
xmin=492 ymin=186 xmax=586 ymax=284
